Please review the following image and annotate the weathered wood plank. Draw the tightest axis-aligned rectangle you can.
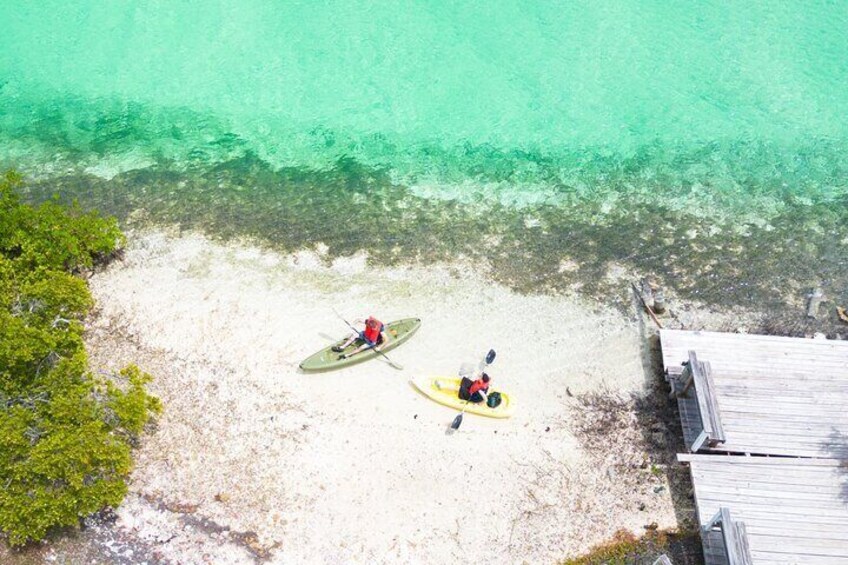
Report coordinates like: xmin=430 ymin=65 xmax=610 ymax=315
xmin=691 ymin=476 xmax=842 ymax=495
xmin=695 ymin=485 xmax=845 ymax=504
xmin=716 ymin=396 xmax=848 ymax=411
xmin=746 ymin=533 xmax=848 ymax=555
xmin=660 ymin=328 xmax=848 ymax=349
xmin=678 ymin=454 xmax=840 ymax=465
xmin=694 ymin=442 xmax=846 ymax=459
xmin=700 ymin=360 xmax=725 ymax=445
xmin=668 ymin=344 xmax=848 ymax=356
xmin=665 ymin=348 xmax=848 ymax=365
xmin=712 ymin=432 xmax=848 ymax=451
xmin=661 ymin=336 xmax=848 ymax=354
xmin=731 ymin=520 xmax=753 ymax=565
xmin=716 ymin=386 xmax=848 ymax=399
xmin=751 ymin=549 xmax=848 ymax=565
xmin=743 ymin=521 xmax=848 ymax=539
xmin=691 ymin=429 xmax=709 ymax=453
xmin=689 ymin=468 xmax=846 ymax=487
xmin=721 ymin=407 xmax=848 ymax=421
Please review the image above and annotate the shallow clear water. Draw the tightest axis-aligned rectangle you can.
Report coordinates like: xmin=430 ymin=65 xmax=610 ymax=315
xmin=1 ymin=1 xmax=847 ymax=317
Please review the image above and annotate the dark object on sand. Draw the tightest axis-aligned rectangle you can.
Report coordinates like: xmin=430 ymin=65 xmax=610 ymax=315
xmin=652 ymin=288 xmax=667 ymax=314
xmin=806 ymin=287 xmax=824 ymax=319
xmin=632 ymin=281 xmax=663 ymax=329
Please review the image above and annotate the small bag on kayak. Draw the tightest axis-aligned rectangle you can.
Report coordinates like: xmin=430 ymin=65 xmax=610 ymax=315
xmin=486 ymin=391 xmax=502 ymax=408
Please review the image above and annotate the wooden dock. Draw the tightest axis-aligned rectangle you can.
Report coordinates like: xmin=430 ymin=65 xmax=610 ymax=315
xmin=659 ymin=329 xmax=848 ymax=564
xmin=660 ymin=330 xmax=848 ymax=458
xmin=679 ymin=454 xmax=848 ymax=565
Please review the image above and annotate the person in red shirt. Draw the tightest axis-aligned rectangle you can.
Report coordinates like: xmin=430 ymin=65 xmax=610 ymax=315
xmin=459 ymin=373 xmax=491 ymax=404
xmin=332 ymin=316 xmax=390 ymax=359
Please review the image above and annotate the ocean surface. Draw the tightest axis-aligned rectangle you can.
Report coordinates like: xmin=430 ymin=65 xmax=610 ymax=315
xmin=1 ymin=1 xmax=847 ymax=316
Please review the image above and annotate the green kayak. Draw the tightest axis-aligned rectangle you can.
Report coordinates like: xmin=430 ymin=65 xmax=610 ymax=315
xmin=299 ymin=318 xmax=422 ymax=372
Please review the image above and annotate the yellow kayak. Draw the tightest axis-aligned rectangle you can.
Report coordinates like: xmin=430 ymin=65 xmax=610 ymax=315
xmin=412 ymin=377 xmax=515 ymax=419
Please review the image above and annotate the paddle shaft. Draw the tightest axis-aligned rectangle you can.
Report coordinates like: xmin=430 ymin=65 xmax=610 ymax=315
xmin=458 ymin=397 xmax=474 ymax=417
xmin=458 ymin=395 xmax=477 ymax=418
xmin=332 ymin=310 xmax=403 ymax=370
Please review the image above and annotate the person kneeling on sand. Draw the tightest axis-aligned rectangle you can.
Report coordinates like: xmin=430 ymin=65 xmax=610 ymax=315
xmin=459 ymin=373 xmax=490 ymax=404
xmin=332 ymin=316 xmax=389 ymax=359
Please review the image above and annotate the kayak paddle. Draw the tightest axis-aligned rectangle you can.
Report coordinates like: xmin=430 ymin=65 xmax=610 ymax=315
xmin=331 ymin=308 xmax=404 ymax=370
xmin=450 ymin=349 xmax=496 ymax=431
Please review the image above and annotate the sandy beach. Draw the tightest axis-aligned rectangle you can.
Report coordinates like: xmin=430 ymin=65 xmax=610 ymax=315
xmin=71 ymin=229 xmax=681 ymax=564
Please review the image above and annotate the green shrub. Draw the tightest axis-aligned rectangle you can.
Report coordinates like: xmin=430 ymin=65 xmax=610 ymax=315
xmin=562 ymin=527 xmax=699 ymax=565
xmin=0 ymin=170 xmax=159 ymax=546
xmin=0 ymin=170 xmax=125 ymax=273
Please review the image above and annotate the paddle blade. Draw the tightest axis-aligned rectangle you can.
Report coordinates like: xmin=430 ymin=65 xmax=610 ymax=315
xmin=450 ymin=413 xmax=464 ymax=430
xmin=485 ymin=349 xmax=496 ymax=365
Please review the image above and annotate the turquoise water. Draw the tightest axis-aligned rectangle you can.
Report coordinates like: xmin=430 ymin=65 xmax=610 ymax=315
xmin=2 ymin=1 xmax=847 ymax=318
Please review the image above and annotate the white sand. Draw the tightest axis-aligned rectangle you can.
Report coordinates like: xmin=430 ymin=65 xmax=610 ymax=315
xmin=84 ymin=229 xmax=678 ymax=564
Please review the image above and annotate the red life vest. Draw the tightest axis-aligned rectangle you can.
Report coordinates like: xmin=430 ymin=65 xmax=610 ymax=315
xmin=363 ymin=317 xmax=383 ymax=343
xmin=468 ymin=378 xmax=490 ymax=396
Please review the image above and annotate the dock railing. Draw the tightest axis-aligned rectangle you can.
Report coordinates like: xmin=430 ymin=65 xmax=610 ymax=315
xmin=669 ymin=350 xmax=726 ymax=452
xmin=702 ymin=507 xmax=753 ymax=565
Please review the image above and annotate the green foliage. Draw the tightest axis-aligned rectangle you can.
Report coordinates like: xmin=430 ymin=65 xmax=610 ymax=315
xmin=104 ymin=365 xmax=163 ymax=438
xmin=561 ymin=528 xmax=698 ymax=565
xmin=0 ymin=171 xmax=159 ymax=546
xmin=562 ymin=529 xmax=648 ymax=565
xmin=0 ymin=169 xmax=125 ymax=273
